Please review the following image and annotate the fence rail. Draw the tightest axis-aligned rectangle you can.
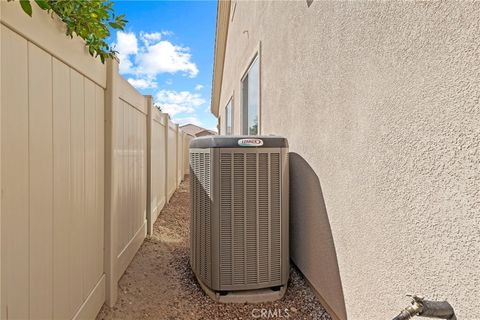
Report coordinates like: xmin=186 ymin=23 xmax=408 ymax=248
xmin=0 ymin=4 xmax=193 ymax=319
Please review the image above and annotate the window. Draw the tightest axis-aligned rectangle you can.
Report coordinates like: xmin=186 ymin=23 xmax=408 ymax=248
xmin=241 ymin=55 xmax=260 ymax=135
xmin=224 ymin=98 xmax=233 ymax=135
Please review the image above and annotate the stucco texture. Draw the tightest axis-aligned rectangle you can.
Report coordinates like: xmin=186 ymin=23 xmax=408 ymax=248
xmin=217 ymin=1 xmax=480 ymax=319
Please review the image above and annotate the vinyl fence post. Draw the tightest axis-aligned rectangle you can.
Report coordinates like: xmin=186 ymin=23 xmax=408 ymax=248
xmin=0 ymin=34 xmax=2 ymax=315
xmin=104 ymin=58 xmax=119 ymax=307
xmin=163 ymin=114 xmax=170 ymax=203
xmin=175 ymin=124 xmax=179 ymax=188
xmin=146 ymin=96 xmax=153 ymax=235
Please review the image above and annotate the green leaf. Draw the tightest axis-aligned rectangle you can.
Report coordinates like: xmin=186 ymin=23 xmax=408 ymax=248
xmin=16 ymin=0 xmax=126 ymax=64
xmin=20 ymin=0 xmax=33 ymax=16
xmin=108 ymin=22 xmax=121 ymax=29
xmin=34 ymin=0 xmax=49 ymax=10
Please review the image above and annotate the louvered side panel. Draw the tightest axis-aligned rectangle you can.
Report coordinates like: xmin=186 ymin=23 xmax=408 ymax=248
xmin=190 ymin=152 xmax=199 ymax=274
xmin=258 ymin=153 xmax=270 ymax=283
xmin=219 ymin=153 xmax=233 ymax=286
xmin=232 ymin=153 xmax=245 ymax=285
xmin=199 ymin=153 xmax=206 ymax=281
xmin=190 ymin=150 xmax=212 ymax=286
xmin=245 ymin=153 xmax=258 ymax=284
xmin=204 ymin=152 xmax=211 ymax=284
xmin=195 ymin=152 xmax=201 ymax=276
xmin=270 ymin=153 xmax=282 ymax=282
xmin=190 ymin=152 xmax=194 ymax=271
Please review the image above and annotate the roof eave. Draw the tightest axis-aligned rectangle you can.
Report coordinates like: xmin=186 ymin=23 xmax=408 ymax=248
xmin=210 ymin=0 xmax=231 ymax=118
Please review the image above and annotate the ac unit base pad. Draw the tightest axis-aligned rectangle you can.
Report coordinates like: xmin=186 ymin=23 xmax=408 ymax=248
xmin=197 ymin=277 xmax=287 ymax=303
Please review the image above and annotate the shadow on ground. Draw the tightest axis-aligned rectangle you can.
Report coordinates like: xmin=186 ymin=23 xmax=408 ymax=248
xmin=97 ymin=177 xmax=331 ymax=320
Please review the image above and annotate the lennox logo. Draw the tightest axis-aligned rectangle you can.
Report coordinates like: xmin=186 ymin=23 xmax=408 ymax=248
xmin=238 ymin=138 xmax=263 ymax=147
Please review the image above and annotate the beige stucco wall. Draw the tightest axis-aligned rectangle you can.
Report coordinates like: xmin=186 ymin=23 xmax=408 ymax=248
xmin=217 ymin=1 xmax=480 ymax=319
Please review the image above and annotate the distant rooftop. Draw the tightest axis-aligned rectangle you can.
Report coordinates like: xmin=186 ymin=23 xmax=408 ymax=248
xmin=180 ymin=123 xmax=217 ymax=137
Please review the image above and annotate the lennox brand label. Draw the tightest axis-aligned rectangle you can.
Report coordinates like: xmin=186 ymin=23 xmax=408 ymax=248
xmin=238 ymin=138 xmax=264 ymax=147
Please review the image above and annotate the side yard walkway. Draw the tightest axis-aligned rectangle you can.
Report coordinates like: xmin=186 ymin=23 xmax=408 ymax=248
xmin=97 ymin=177 xmax=331 ymax=320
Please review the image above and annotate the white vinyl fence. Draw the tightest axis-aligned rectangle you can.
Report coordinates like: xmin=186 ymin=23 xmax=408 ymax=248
xmin=183 ymin=132 xmax=194 ymax=174
xmin=1 ymin=4 xmax=190 ymax=319
xmin=148 ymin=103 xmax=167 ymax=235
xmin=167 ymin=121 xmax=179 ymax=201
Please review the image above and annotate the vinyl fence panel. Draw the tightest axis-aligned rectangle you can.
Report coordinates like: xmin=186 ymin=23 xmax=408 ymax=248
xmin=1 ymin=5 xmax=106 ymax=318
xmin=1 ymin=4 xmax=191 ymax=317
xmin=177 ymin=129 xmax=184 ymax=183
xmin=167 ymin=121 xmax=178 ymax=201
xmin=147 ymin=104 xmax=167 ymax=235
xmin=183 ymin=133 xmax=193 ymax=176
xmin=107 ymin=75 xmax=148 ymax=305
xmin=1 ymin=24 xmax=30 ymax=320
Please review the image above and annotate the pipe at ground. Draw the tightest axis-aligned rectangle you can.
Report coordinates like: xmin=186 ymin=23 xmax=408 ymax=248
xmin=392 ymin=295 xmax=456 ymax=320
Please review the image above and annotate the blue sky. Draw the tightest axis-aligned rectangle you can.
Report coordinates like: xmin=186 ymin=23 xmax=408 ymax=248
xmin=110 ymin=1 xmax=218 ymax=131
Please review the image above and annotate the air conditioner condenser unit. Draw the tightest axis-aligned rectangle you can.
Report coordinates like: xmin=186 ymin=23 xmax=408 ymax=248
xmin=189 ymin=136 xmax=289 ymax=303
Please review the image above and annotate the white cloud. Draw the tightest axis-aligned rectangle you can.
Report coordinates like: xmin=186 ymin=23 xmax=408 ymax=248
xmin=161 ymin=30 xmax=174 ymax=37
xmin=136 ymin=41 xmax=198 ymax=77
xmin=157 ymin=90 xmax=205 ymax=106
xmin=114 ymin=31 xmax=138 ymax=74
xmin=173 ymin=116 xmax=203 ymax=127
xmin=156 ymin=89 xmax=205 ymax=116
xmin=195 ymin=84 xmax=204 ymax=91
xmin=143 ymin=32 xmax=162 ymax=40
xmin=114 ymin=31 xmax=198 ymax=78
xmin=161 ymin=104 xmax=194 ymax=116
xmin=139 ymin=31 xmax=162 ymax=46
xmin=204 ymin=100 xmax=212 ymax=113
xmin=116 ymin=31 xmax=138 ymax=55
xmin=127 ymin=77 xmax=158 ymax=89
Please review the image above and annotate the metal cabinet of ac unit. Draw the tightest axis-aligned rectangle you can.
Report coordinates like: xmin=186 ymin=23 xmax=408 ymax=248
xmin=189 ymin=136 xmax=289 ymax=303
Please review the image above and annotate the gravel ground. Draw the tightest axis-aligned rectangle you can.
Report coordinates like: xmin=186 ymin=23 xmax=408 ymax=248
xmin=97 ymin=177 xmax=331 ymax=320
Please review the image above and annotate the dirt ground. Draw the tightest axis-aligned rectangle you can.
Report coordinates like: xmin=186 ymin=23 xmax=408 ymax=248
xmin=97 ymin=177 xmax=331 ymax=320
